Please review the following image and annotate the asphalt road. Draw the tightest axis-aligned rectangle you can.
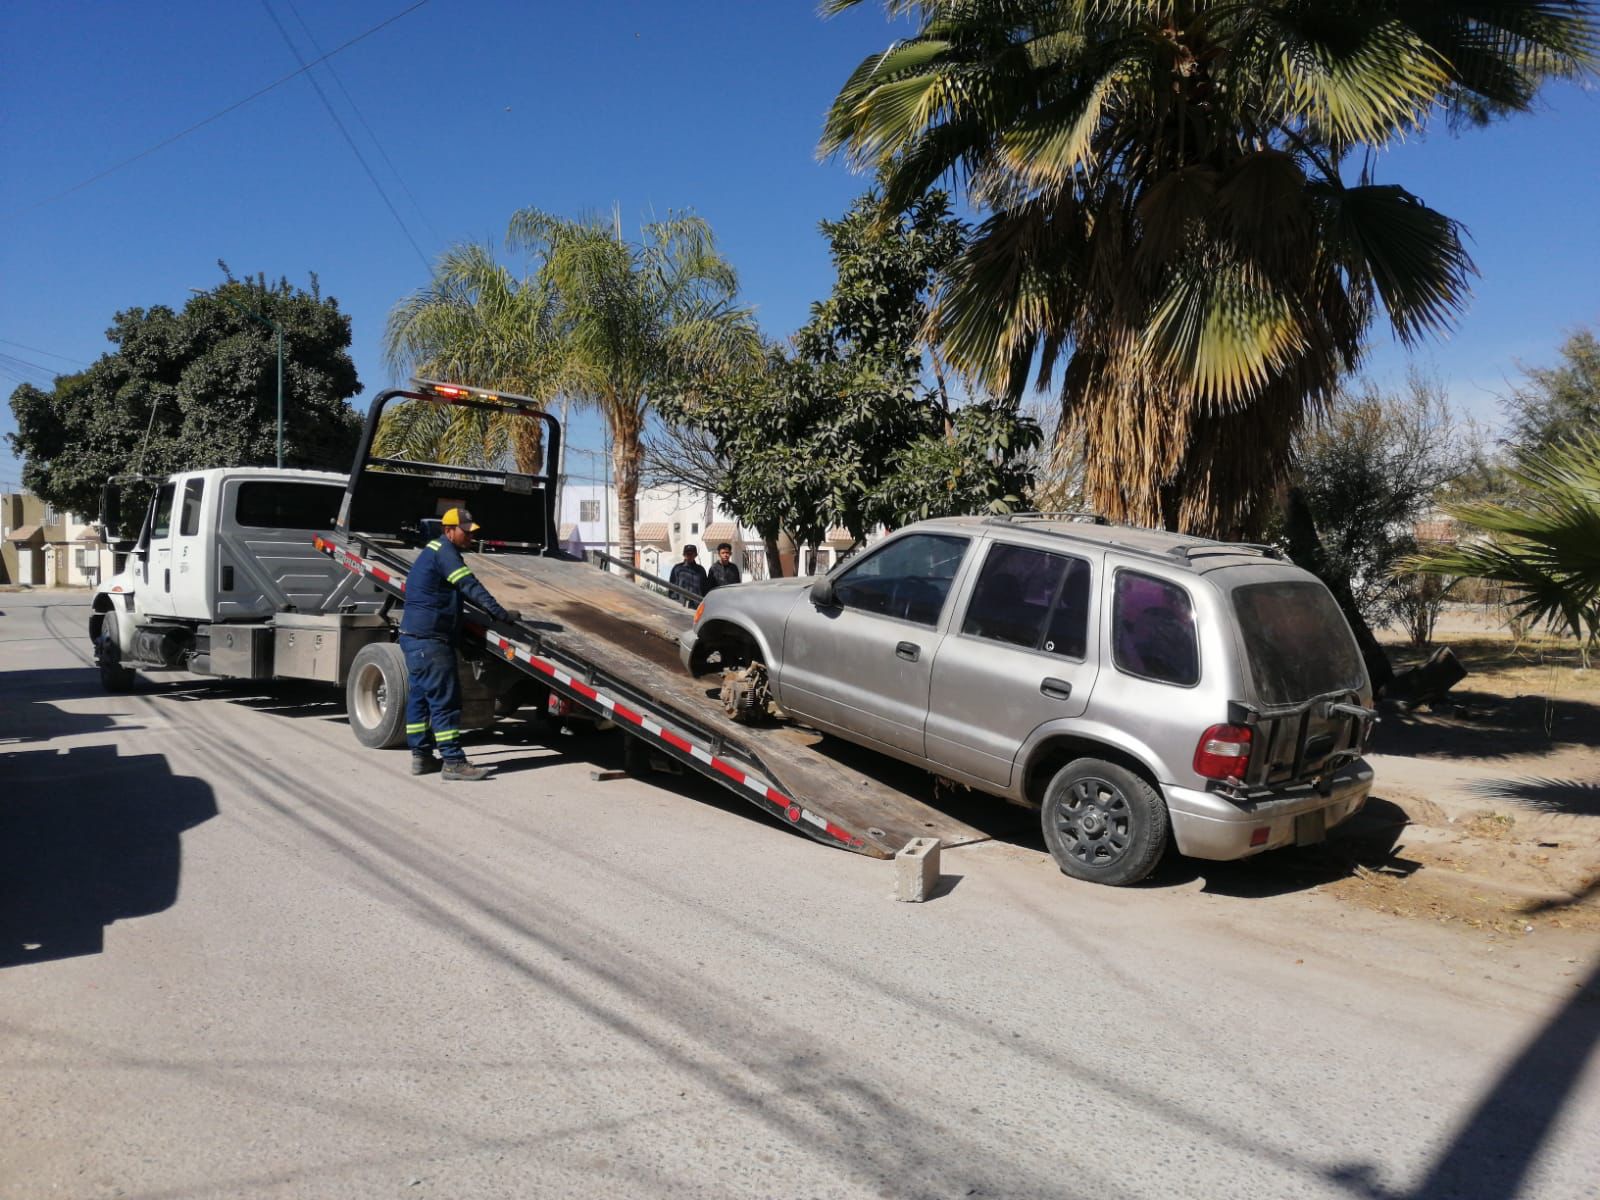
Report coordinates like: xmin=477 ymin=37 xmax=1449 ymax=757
xmin=3 ymin=591 xmax=1597 ymax=1200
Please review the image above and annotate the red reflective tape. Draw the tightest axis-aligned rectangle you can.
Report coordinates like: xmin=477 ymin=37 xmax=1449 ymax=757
xmin=710 ymin=758 xmax=744 ymax=784
xmin=659 ymin=729 xmax=693 ymax=754
xmin=372 ymin=567 xmax=390 ymax=583
xmin=569 ymin=680 xmax=598 ymax=701
xmin=610 ymin=704 xmax=644 ymax=727
xmin=824 ymin=821 xmax=860 ymax=845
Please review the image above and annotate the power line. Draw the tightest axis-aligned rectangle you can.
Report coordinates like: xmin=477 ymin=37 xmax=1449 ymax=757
xmin=0 ymin=339 xmax=88 ymax=367
xmin=283 ymin=0 xmax=443 ymax=248
xmin=3 ymin=0 xmax=432 ymax=219
xmin=262 ymin=0 xmax=432 ymax=273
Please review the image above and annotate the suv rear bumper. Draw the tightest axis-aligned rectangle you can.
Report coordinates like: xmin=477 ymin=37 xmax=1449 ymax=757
xmin=1165 ymin=759 xmax=1374 ymax=861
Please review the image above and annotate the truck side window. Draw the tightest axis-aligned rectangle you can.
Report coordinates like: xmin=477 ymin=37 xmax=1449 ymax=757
xmin=833 ymin=533 xmax=969 ymax=627
xmin=150 ymin=484 xmax=176 ymax=541
xmin=1112 ymin=571 xmax=1199 ymax=686
xmin=179 ymin=479 xmax=205 ymax=537
xmin=962 ymin=544 xmax=1091 ymax=658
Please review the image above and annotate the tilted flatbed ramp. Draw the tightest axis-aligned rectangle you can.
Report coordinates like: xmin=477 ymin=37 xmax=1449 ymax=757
xmin=321 ymin=536 xmax=989 ymax=858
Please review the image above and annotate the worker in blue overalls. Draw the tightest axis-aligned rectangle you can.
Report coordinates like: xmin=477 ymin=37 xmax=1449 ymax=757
xmin=399 ymin=507 xmax=520 ymax=781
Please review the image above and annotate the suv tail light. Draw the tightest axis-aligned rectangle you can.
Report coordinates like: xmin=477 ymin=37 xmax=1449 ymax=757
xmin=1194 ymin=724 xmax=1253 ymax=781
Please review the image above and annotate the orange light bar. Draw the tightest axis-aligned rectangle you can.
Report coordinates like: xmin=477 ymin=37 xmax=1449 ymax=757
xmin=415 ymin=379 xmax=503 ymax=404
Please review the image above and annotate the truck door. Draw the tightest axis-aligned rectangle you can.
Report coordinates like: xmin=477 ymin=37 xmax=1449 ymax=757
xmin=925 ymin=542 xmax=1099 ymax=787
xmin=139 ymin=483 xmax=178 ymax=618
xmin=170 ymin=477 xmax=210 ymax=619
xmin=777 ymin=532 xmax=970 ymax=757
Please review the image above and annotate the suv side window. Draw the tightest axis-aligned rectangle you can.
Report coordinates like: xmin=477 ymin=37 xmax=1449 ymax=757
xmin=833 ymin=533 xmax=969 ymax=627
xmin=961 ymin=543 xmax=1091 ymax=658
xmin=1112 ymin=571 xmax=1199 ymax=686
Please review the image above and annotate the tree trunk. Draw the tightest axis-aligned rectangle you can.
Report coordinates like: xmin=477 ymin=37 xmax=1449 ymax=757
xmin=1284 ymin=486 xmax=1395 ymax=691
xmin=761 ymin=525 xmax=784 ymax=578
xmin=613 ymin=425 xmax=642 ymax=573
xmin=511 ymin=414 xmax=545 ymax=476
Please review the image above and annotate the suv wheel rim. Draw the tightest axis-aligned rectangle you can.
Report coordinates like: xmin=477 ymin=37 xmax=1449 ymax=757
xmin=1055 ymin=777 xmax=1132 ymax=867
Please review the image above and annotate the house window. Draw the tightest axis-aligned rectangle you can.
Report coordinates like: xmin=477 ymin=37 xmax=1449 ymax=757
xmin=75 ymin=547 xmax=90 ymax=569
xmin=579 ymin=499 xmax=600 ymax=522
xmin=672 ymin=522 xmax=681 ymax=533
xmin=44 ymin=504 xmax=59 ymax=525
xmin=691 ymin=522 xmax=699 ymax=534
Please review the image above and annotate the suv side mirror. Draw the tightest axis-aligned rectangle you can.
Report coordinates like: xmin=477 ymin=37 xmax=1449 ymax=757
xmin=810 ymin=577 xmax=838 ymax=608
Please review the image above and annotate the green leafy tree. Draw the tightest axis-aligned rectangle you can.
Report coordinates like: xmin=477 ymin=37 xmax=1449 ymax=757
xmin=1405 ymin=433 xmax=1600 ymax=649
xmin=8 ymin=272 xmax=361 ymax=516
xmin=663 ymin=188 xmax=1038 ymax=565
xmin=821 ymin=0 xmax=1596 ymax=536
xmin=1501 ymin=328 xmax=1600 ymax=458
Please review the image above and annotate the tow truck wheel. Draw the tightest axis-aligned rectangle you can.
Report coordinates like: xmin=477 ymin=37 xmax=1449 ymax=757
xmin=1040 ymin=758 xmax=1169 ymax=886
xmin=96 ymin=611 xmax=136 ymax=693
xmin=347 ymin=642 xmax=409 ymax=749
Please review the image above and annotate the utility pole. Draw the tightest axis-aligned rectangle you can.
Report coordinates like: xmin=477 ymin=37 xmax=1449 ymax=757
xmin=192 ymin=287 xmax=285 ymax=468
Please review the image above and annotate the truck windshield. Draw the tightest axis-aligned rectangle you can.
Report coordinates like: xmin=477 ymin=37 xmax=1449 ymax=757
xmin=1231 ymin=580 xmax=1366 ymax=705
xmin=235 ymin=482 xmax=343 ymax=531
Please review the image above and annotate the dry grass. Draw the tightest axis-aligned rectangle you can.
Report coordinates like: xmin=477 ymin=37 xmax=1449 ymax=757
xmin=1382 ymin=622 xmax=1599 ymax=706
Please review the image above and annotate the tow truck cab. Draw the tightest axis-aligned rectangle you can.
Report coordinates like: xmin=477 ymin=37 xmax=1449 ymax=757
xmin=91 ymin=467 xmax=384 ymax=687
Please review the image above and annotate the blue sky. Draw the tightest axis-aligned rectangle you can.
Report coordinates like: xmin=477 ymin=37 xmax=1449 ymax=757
xmin=2 ymin=0 xmax=1597 ymax=495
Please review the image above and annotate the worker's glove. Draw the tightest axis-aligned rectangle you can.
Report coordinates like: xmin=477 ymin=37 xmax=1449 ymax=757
xmin=501 ymin=609 xmax=522 ymax=623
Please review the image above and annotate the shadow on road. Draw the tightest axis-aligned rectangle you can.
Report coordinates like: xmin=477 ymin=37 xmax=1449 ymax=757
xmin=1329 ymin=956 xmax=1600 ymax=1200
xmin=1467 ymin=775 xmax=1600 ymax=817
xmin=0 ymin=744 xmax=217 ymax=969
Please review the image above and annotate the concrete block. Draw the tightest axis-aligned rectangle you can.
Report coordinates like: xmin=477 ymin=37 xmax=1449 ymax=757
xmin=894 ymin=837 xmax=941 ymax=902
xmin=589 ymin=769 xmax=629 ymax=782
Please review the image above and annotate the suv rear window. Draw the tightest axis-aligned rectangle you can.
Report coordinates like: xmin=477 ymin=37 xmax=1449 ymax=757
xmin=234 ymin=482 xmax=343 ymax=531
xmin=1113 ymin=571 xmax=1199 ymax=686
xmin=1231 ymin=580 xmax=1366 ymax=705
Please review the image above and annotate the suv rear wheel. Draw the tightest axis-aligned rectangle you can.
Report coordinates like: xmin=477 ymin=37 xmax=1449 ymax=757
xmin=1041 ymin=758 xmax=1168 ymax=886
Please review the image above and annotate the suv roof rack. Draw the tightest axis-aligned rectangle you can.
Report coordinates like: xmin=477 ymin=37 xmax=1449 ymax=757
xmin=984 ymin=511 xmax=1109 ymax=526
xmin=1167 ymin=541 xmax=1285 ymax=562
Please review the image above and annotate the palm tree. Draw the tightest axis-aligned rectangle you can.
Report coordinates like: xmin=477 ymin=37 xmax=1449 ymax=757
xmin=1404 ymin=433 xmax=1600 ymax=648
xmin=821 ymin=1 xmax=1595 ymax=535
xmin=383 ymin=243 xmax=559 ymax=474
xmin=506 ymin=210 xmax=761 ymax=567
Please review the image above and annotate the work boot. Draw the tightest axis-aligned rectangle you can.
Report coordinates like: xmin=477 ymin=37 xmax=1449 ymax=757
xmin=411 ymin=752 xmax=441 ymax=776
xmin=441 ymin=759 xmax=491 ymax=782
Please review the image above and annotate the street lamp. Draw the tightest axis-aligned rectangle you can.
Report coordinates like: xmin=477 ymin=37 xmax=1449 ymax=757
xmin=191 ymin=287 xmax=285 ymax=468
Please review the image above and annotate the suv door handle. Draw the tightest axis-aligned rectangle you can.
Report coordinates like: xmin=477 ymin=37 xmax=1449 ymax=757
xmin=1040 ymin=677 xmax=1072 ymax=701
xmin=895 ymin=641 xmax=920 ymax=662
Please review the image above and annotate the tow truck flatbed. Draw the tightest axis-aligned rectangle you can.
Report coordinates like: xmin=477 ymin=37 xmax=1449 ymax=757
xmin=318 ymin=381 xmax=987 ymax=859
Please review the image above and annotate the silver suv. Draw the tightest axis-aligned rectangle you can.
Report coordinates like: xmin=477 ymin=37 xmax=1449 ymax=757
xmin=679 ymin=515 xmax=1376 ymax=885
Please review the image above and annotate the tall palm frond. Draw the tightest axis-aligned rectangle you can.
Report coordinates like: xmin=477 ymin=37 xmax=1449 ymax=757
xmin=820 ymin=0 xmax=1597 ymax=534
xmin=382 ymin=243 xmax=560 ymax=473
xmin=505 ymin=209 xmax=761 ymax=566
xmin=1403 ymin=433 xmax=1600 ymax=642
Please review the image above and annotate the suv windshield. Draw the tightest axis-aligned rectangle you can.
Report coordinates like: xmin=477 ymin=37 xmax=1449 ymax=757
xmin=1231 ymin=580 xmax=1365 ymax=705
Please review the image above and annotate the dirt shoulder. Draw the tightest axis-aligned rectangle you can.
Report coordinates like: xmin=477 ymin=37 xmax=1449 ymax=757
xmin=1333 ymin=613 xmax=1599 ymax=934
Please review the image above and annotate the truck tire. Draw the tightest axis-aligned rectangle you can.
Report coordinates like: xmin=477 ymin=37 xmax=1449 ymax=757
xmin=1040 ymin=758 xmax=1169 ymax=886
xmin=346 ymin=641 xmax=408 ymax=749
xmin=96 ymin=611 xmax=136 ymax=693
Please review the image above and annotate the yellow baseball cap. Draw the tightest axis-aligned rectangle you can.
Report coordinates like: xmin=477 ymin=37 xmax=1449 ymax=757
xmin=440 ymin=507 xmax=481 ymax=532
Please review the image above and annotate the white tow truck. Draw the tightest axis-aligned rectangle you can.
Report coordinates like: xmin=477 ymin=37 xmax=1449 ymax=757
xmin=91 ymin=467 xmax=390 ymax=691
